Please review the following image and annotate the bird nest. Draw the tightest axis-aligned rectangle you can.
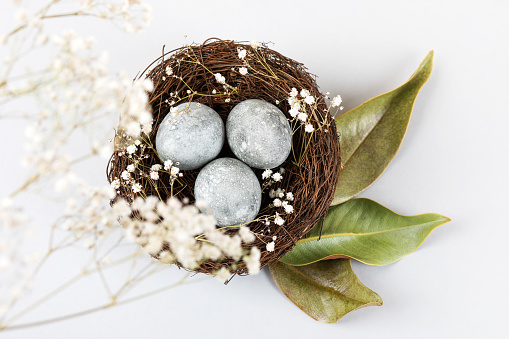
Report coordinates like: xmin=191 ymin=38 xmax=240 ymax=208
xmin=107 ymin=38 xmax=340 ymax=276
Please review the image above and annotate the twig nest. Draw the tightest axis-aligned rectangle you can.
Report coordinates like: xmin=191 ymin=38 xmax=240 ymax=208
xmin=195 ymin=157 xmax=262 ymax=227
xmin=227 ymin=99 xmax=292 ymax=169
xmin=155 ymin=102 xmax=224 ymax=170
xmin=108 ymin=39 xmax=341 ymax=275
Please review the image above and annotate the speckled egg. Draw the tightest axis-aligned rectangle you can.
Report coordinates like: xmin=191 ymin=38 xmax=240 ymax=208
xmin=155 ymin=102 xmax=224 ymax=170
xmin=226 ymin=99 xmax=292 ymax=169
xmin=194 ymin=157 xmax=261 ymax=227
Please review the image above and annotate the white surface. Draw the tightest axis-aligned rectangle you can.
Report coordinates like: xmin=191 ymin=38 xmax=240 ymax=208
xmin=1 ymin=0 xmax=508 ymax=338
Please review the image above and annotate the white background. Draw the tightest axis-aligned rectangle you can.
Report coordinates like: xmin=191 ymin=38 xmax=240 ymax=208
xmin=1 ymin=0 xmax=509 ymax=338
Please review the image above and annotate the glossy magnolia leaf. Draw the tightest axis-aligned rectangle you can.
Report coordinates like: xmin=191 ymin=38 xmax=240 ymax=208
xmin=269 ymin=259 xmax=382 ymax=323
xmin=281 ymin=198 xmax=450 ymax=266
xmin=332 ymin=51 xmax=434 ymax=205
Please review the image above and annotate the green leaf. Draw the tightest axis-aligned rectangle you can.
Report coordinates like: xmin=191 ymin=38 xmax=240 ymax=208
xmin=269 ymin=259 xmax=382 ymax=323
xmin=332 ymin=51 xmax=434 ymax=205
xmin=281 ymin=198 xmax=450 ymax=266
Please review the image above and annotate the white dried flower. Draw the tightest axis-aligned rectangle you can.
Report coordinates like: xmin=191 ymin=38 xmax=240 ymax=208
xmin=331 ymin=94 xmax=342 ymax=107
xmin=289 ymin=88 xmax=298 ymax=97
xmin=239 ymin=67 xmax=248 ymax=75
xmin=289 ymin=107 xmax=300 ymax=118
xmin=266 ymin=241 xmax=275 ymax=252
xmin=150 ymin=171 xmax=159 ymax=180
xmin=164 ymin=160 xmax=173 ymax=170
xmin=151 ymin=164 xmax=162 ymax=171
xmin=283 ymin=202 xmax=294 ymax=214
xmin=121 ymin=170 xmax=131 ymax=181
xmin=109 ymin=179 xmax=120 ymax=190
xmin=250 ymin=40 xmax=259 ymax=49
xmin=272 ymin=172 xmax=282 ymax=182
xmin=170 ymin=167 xmax=180 ymax=176
xmin=126 ymin=144 xmax=137 ymax=154
xmin=300 ymin=89 xmax=310 ymax=98
xmin=244 ymin=247 xmax=261 ymax=274
xmin=305 ymin=124 xmax=315 ymax=133
xmin=273 ymin=198 xmax=282 ymax=207
xmin=214 ymin=73 xmax=226 ymax=84
xmin=297 ymin=112 xmax=308 ymax=122
xmin=286 ymin=192 xmax=294 ymax=201
xmin=274 ymin=213 xmax=285 ymax=226
xmin=238 ymin=48 xmax=247 ymax=60
xmin=132 ymin=183 xmax=142 ymax=193
xmin=304 ymin=95 xmax=315 ymax=105
xmin=215 ymin=267 xmax=231 ymax=282
xmin=262 ymin=169 xmax=273 ymax=179
xmin=238 ymin=226 xmax=256 ymax=243
xmin=127 ymin=164 xmax=135 ymax=172
xmin=165 ymin=66 xmax=173 ymax=76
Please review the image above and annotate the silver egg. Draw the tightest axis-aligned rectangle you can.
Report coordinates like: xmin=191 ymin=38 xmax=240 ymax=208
xmin=155 ymin=102 xmax=224 ymax=170
xmin=194 ymin=157 xmax=261 ymax=227
xmin=226 ymin=99 xmax=292 ymax=169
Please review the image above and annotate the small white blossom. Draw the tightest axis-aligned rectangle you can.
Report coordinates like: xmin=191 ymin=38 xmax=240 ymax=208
xmin=272 ymin=172 xmax=282 ymax=182
xmin=170 ymin=167 xmax=180 ymax=176
xmin=121 ymin=170 xmax=130 ymax=180
xmin=269 ymin=189 xmax=276 ymax=198
xmin=274 ymin=213 xmax=285 ymax=226
xmin=250 ymin=40 xmax=259 ymax=49
xmin=286 ymin=192 xmax=294 ymax=201
xmin=215 ymin=267 xmax=231 ymax=282
xmin=273 ymin=198 xmax=282 ymax=207
xmin=237 ymin=48 xmax=247 ymax=60
xmin=132 ymin=183 xmax=142 ymax=193
xmin=266 ymin=241 xmax=275 ymax=252
xmin=239 ymin=67 xmax=248 ymax=75
xmin=283 ymin=202 xmax=294 ymax=214
xmin=212 ymin=89 xmax=217 ymax=94
xmin=262 ymin=169 xmax=273 ymax=179
xmin=164 ymin=160 xmax=173 ymax=170
xmin=288 ymin=97 xmax=299 ymax=106
xmin=111 ymin=179 xmax=120 ymax=189
xmin=126 ymin=144 xmax=137 ymax=154
xmin=289 ymin=107 xmax=300 ymax=118
xmin=225 ymin=98 xmax=231 ymax=103
xmin=297 ymin=112 xmax=308 ymax=122
xmin=127 ymin=164 xmax=135 ymax=172
xmin=244 ymin=247 xmax=261 ymax=274
xmin=305 ymin=124 xmax=315 ymax=133
xmin=151 ymin=164 xmax=162 ymax=171
xmin=304 ymin=95 xmax=315 ymax=105
xmin=165 ymin=66 xmax=173 ymax=76
xmin=289 ymin=88 xmax=298 ymax=97
xmin=150 ymin=171 xmax=159 ymax=180
xmin=300 ymin=89 xmax=310 ymax=98
xmin=238 ymin=226 xmax=256 ymax=243
xmin=142 ymin=123 xmax=152 ymax=134
xmin=214 ymin=73 xmax=226 ymax=84
xmin=331 ymin=94 xmax=342 ymax=107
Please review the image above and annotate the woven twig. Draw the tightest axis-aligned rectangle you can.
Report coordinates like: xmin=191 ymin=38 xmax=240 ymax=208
xmin=107 ymin=38 xmax=340 ymax=275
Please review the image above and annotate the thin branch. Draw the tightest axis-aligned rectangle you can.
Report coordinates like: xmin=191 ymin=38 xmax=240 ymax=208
xmin=1 ymin=273 xmax=198 ymax=332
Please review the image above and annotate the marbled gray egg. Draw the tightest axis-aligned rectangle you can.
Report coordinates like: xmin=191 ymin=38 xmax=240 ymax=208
xmin=226 ymin=99 xmax=291 ymax=169
xmin=155 ymin=102 xmax=224 ymax=170
xmin=194 ymin=157 xmax=261 ymax=227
